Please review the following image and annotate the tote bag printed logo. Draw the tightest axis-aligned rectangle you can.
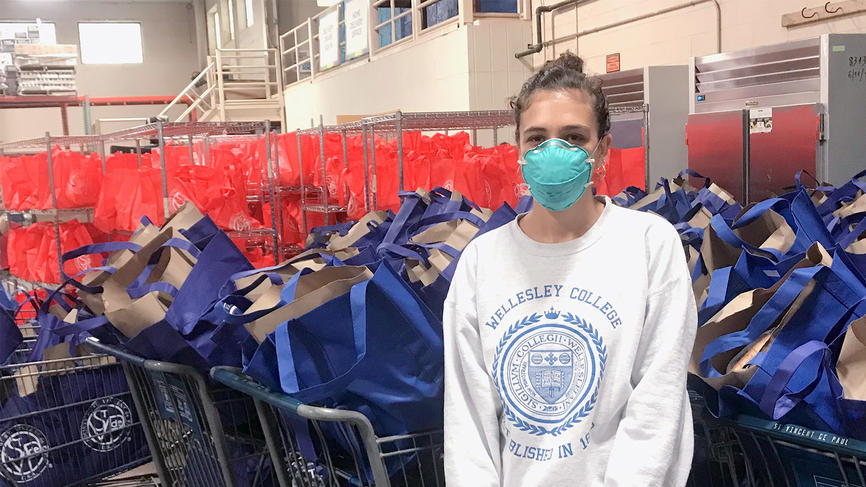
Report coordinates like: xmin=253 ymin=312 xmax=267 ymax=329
xmin=493 ymin=309 xmax=607 ymax=436
xmin=75 ymin=255 xmax=93 ymax=275
xmin=515 ymin=183 xmax=531 ymax=199
xmin=0 ymin=424 xmax=51 ymax=483
xmin=80 ymin=398 xmax=133 ymax=452
xmin=169 ymin=191 xmax=190 ymax=212
xmin=229 ymin=214 xmax=253 ymax=233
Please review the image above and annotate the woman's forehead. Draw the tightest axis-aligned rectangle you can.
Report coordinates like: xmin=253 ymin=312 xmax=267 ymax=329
xmin=520 ymin=89 xmax=596 ymax=131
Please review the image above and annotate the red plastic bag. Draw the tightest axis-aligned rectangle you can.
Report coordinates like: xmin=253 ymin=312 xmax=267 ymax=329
xmin=52 ymin=149 xmax=103 ymax=209
xmin=94 ymin=166 xmax=165 ymax=232
xmin=0 ymin=153 xmax=51 ymax=210
xmin=6 ymin=220 xmax=103 ymax=284
xmin=596 ymin=147 xmax=645 ymax=196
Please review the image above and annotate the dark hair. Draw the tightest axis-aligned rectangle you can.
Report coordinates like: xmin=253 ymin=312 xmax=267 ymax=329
xmin=510 ymin=52 xmax=611 ymax=140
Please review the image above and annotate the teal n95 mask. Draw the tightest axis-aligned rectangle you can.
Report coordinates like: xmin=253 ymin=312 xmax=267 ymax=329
xmin=519 ymin=138 xmax=601 ymax=212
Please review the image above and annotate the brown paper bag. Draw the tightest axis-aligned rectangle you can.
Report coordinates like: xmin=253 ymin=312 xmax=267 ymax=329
xmin=630 ymin=181 xmax=683 ymax=210
xmin=690 ymin=243 xmax=831 ymax=390
xmin=79 ymin=203 xmax=206 ymax=314
xmin=834 ymin=192 xmax=865 ymax=219
xmin=102 ymin=228 xmax=198 ymax=338
xmin=245 ymin=265 xmax=374 ymax=343
xmin=328 ymin=210 xmax=390 ymax=250
xmin=837 ymin=315 xmax=866 ymax=400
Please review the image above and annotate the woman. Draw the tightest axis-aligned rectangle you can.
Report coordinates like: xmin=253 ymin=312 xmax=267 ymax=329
xmin=443 ymin=53 xmax=697 ymax=486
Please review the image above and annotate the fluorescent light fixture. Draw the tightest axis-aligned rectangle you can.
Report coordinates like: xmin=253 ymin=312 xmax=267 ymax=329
xmin=317 ymin=0 xmax=340 ymax=6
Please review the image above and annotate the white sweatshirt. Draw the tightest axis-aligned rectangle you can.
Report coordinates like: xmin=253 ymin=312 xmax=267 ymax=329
xmin=444 ymin=197 xmax=697 ymax=487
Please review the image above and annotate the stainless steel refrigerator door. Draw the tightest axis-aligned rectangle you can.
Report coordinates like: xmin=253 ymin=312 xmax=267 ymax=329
xmin=687 ymin=110 xmax=745 ymax=202
xmin=748 ymin=104 xmax=821 ymax=202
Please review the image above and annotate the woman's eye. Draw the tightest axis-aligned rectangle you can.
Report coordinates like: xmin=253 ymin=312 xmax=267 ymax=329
xmin=565 ymin=134 xmax=585 ymax=144
xmin=525 ymin=135 xmax=545 ymax=145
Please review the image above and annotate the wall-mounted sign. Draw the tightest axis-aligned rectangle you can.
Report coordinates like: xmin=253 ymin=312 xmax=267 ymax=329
xmin=606 ymin=53 xmax=620 ymax=73
xmin=318 ymin=7 xmax=340 ymax=71
xmin=344 ymin=0 xmax=369 ymax=60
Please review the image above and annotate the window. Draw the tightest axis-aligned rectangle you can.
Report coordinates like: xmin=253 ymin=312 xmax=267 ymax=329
xmin=0 ymin=22 xmax=57 ymax=45
xmin=227 ymin=0 xmax=236 ymax=39
xmin=214 ymin=12 xmax=222 ymax=47
xmin=245 ymin=0 xmax=254 ymax=27
xmin=78 ymin=23 xmax=142 ymax=64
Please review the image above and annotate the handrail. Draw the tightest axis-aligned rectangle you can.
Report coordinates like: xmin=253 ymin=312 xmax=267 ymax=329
xmin=157 ymin=61 xmax=215 ymax=121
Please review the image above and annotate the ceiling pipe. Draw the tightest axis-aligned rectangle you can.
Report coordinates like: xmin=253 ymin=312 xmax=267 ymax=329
xmin=517 ymin=0 xmax=722 ymax=59
xmin=515 ymin=0 xmax=592 ymax=59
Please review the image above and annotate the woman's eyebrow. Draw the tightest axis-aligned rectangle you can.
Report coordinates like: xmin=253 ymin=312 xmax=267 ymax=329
xmin=522 ymin=126 xmax=547 ymax=134
xmin=558 ymin=124 xmax=590 ymax=132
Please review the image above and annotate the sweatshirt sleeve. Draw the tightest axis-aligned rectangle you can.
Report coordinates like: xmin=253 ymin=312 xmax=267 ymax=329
xmin=444 ymin=242 xmax=502 ymax=487
xmin=604 ymin=224 xmax=697 ymax=487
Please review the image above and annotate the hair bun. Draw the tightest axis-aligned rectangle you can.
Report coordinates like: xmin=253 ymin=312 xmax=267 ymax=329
xmin=548 ymin=52 xmax=585 ymax=74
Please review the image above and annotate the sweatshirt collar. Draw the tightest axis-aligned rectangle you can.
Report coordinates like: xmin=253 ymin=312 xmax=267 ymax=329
xmin=509 ymin=196 xmax=614 ymax=257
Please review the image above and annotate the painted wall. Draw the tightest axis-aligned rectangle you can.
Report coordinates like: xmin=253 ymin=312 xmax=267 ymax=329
xmin=281 ymin=17 xmax=533 ymax=137
xmin=278 ymin=0 xmax=322 ymax=35
xmin=529 ymin=0 xmax=866 ymax=74
xmin=282 ymin=24 xmax=474 ymax=129
xmin=0 ymin=0 xmax=198 ymax=142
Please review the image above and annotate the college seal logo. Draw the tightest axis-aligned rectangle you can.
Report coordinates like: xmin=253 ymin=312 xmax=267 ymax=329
xmin=494 ymin=309 xmax=607 ymax=436
xmin=0 ymin=424 xmax=51 ymax=482
xmin=80 ymin=398 xmax=133 ymax=452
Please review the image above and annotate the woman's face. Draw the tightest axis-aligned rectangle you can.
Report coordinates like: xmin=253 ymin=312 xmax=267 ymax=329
xmin=518 ymin=88 xmax=608 ymax=162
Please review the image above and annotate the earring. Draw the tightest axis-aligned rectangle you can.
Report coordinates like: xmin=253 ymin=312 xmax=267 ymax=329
xmin=595 ymin=164 xmax=607 ymax=180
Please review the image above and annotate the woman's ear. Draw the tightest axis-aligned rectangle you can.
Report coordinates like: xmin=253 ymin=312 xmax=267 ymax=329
xmin=597 ymin=133 xmax=613 ymax=164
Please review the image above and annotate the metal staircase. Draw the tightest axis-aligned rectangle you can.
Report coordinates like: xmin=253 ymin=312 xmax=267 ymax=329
xmin=158 ymin=48 xmax=284 ymax=128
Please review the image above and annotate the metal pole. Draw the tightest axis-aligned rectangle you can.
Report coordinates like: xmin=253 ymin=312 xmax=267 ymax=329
xmin=157 ymin=121 xmax=170 ymax=220
xmin=265 ymin=121 xmax=280 ymax=265
xmin=471 ymin=128 xmax=477 ymax=146
xmin=204 ymin=135 xmax=211 ymax=166
xmin=83 ymin=96 xmax=92 ymax=135
xmin=97 ymin=140 xmax=107 ymax=174
xmin=297 ymin=130 xmax=308 ymax=234
xmin=742 ymin=109 xmax=751 ymax=204
xmin=493 ymin=126 xmax=499 ymax=146
xmin=370 ymin=123 xmax=378 ymax=210
xmin=135 ymin=139 xmax=142 ymax=167
xmin=396 ymin=110 xmax=404 ymax=192
xmin=643 ymin=103 xmax=650 ymax=191
xmin=187 ymin=135 xmax=195 ymax=165
xmin=45 ymin=133 xmax=63 ymax=283
xmin=60 ymin=104 xmax=70 ymax=136
xmin=271 ymin=133 xmax=285 ymax=248
xmin=362 ymin=124 xmax=370 ymax=212
xmin=341 ymin=128 xmax=349 ymax=211
xmin=319 ymin=115 xmax=329 ymax=225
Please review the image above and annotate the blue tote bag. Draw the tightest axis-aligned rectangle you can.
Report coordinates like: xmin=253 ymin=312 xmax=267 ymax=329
xmin=273 ymin=259 xmax=444 ymax=436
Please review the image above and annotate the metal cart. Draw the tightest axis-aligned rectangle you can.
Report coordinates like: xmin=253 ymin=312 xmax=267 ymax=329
xmin=690 ymin=391 xmax=866 ymax=487
xmin=85 ymin=337 xmax=275 ymax=487
xmin=211 ymin=367 xmax=445 ymax=487
xmin=0 ymin=323 xmax=151 ymax=486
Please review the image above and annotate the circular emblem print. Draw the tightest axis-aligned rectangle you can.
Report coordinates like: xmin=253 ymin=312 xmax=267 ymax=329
xmin=80 ymin=398 xmax=133 ymax=452
xmin=0 ymin=425 xmax=51 ymax=482
xmin=169 ymin=191 xmax=190 ymax=212
xmin=74 ymin=255 xmax=93 ymax=274
xmin=515 ymin=183 xmax=531 ymax=199
xmin=229 ymin=214 xmax=253 ymax=233
xmin=494 ymin=309 xmax=607 ymax=436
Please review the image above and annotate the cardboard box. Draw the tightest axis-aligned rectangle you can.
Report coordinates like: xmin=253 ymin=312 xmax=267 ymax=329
xmin=14 ymin=44 xmax=78 ymax=56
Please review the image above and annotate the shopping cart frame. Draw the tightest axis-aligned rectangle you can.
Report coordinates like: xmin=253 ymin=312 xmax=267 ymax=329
xmin=0 ymin=336 xmax=150 ymax=486
xmin=715 ymin=414 xmax=866 ymax=487
xmin=85 ymin=337 xmax=269 ymax=487
xmin=211 ymin=366 xmax=445 ymax=487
